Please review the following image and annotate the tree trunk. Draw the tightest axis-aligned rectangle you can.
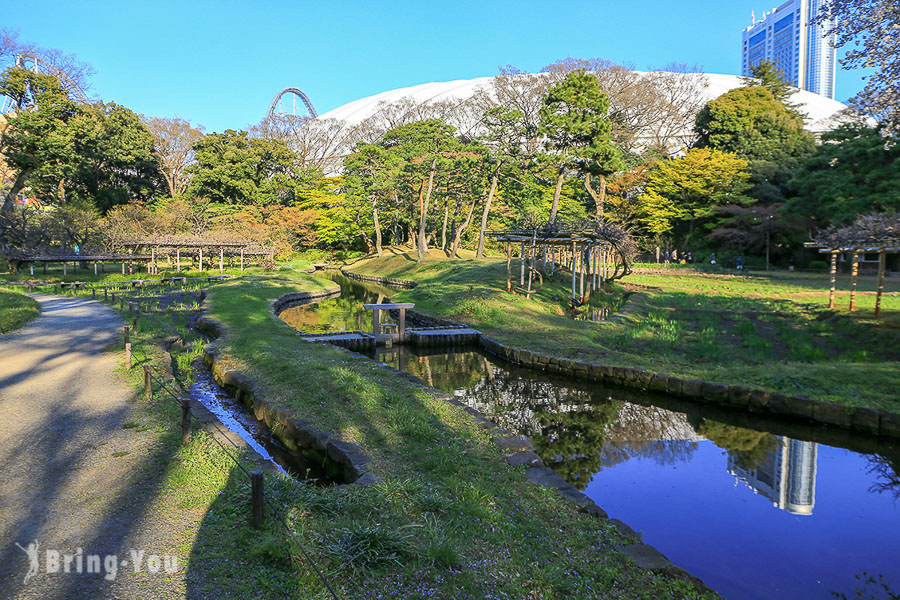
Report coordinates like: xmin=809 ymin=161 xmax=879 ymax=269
xmin=2 ymin=169 xmax=31 ymax=216
xmin=476 ymin=171 xmax=499 ymax=258
xmin=441 ymin=204 xmax=449 ymax=252
xmin=549 ymin=165 xmax=565 ymax=224
xmin=450 ymin=200 xmax=477 ymax=259
xmin=417 ymin=161 xmax=436 ymax=262
xmin=371 ymin=196 xmax=382 ymax=257
xmin=584 ymin=172 xmax=607 ymax=218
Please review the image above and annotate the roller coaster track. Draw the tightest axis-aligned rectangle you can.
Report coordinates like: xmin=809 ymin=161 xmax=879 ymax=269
xmin=267 ymin=87 xmax=318 ymax=118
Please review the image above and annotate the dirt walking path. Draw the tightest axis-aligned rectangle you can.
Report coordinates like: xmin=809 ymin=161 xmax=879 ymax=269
xmin=0 ymin=295 xmax=197 ymax=599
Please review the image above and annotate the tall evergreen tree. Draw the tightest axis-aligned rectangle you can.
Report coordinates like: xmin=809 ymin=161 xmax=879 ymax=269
xmin=539 ymin=70 xmax=622 ymax=223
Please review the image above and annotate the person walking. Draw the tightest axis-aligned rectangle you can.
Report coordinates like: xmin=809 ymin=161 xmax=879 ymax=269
xmin=710 ymin=252 xmax=717 ymax=266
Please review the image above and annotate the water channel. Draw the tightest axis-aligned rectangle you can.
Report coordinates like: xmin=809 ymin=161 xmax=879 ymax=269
xmin=278 ymin=272 xmax=900 ymax=600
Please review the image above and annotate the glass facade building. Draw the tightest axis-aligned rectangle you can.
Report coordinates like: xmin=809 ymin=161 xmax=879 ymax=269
xmin=741 ymin=0 xmax=836 ymax=99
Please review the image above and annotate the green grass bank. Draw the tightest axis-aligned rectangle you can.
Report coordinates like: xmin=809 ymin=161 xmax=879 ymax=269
xmin=344 ymin=249 xmax=900 ymax=413
xmin=0 ymin=287 xmax=40 ymax=334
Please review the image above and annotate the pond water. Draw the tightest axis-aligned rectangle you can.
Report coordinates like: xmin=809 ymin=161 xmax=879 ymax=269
xmin=279 ymin=272 xmax=900 ymax=600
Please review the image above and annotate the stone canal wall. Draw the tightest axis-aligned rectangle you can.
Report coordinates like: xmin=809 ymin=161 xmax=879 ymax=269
xmin=339 ymin=268 xmax=418 ymax=289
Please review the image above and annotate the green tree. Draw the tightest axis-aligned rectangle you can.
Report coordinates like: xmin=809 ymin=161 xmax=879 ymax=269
xmin=1 ymin=67 xmax=158 ymax=218
xmin=539 ymin=70 xmax=622 ymax=223
xmin=344 ymin=142 xmax=400 ymax=256
xmin=476 ymin=106 xmax=526 ymax=257
xmin=740 ymin=60 xmax=796 ymax=107
xmin=786 ymin=124 xmax=900 ymax=225
xmin=639 ymin=147 xmax=751 ymax=238
xmin=381 ymin=119 xmax=458 ymax=261
xmin=0 ymin=67 xmax=78 ymax=216
xmin=695 ymin=85 xmax=814 ymax=204
xmin=187 ymin=129 xmax=297 ymax=206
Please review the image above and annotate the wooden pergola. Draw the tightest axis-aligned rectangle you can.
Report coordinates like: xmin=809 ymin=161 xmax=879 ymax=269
xmin=486 ymin=226 xmax=625 ymax=303
xmin=18 ymin=254 xmax=152 ymax=276
xmin=805 ymin=213 xmax=900 ymax=317
xmin=121 ymin=238 xmax=276 ymax=275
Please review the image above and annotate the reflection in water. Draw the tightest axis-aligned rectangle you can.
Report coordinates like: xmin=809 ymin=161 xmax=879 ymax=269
xmin=279 ymin=271 xmax=397 ymax=334
xmin=728 ymin=437 xmax=818 ymax=515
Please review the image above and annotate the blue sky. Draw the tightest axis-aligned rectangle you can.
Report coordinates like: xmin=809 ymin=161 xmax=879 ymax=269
xmin=4 ymin=0 xmax=872 ymax=132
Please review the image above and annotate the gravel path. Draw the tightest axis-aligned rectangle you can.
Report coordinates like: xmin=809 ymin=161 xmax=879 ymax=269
xmin=0 ymin=295 xmax=196 ymax=599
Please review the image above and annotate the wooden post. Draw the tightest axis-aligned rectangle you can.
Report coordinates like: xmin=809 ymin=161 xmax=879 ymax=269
xmin=849 ymin=251 xmax=859 ymax=311
xmin=92 ymin=288 xmax=96 ymax=299
xmin=828 ymin=251 xmax=838 ymax=309
xmin=63 ymin=262 xmax=67 ymax=276
xmin=124 ymin=326 xmax=132 ymax=369
xmin=181 ymin=399 xmax=191 ymax=443
xmin=93 ymin=262 xmax=98 ymax=275
xmin=144 ymin=365 xmax=151 ymax=401
xmin=219 ymin=248 xmax=224 ymax=274
xmin=176 ymin=248 xmax=181 ymax=273
xmin=579 ymin=245 xmax=585 ymax=301
xmin=240 ymin=248 xmax=244 ymax=272
xmin=875 ymin=250 xmax=886 ymax=317
xmin=372 ymin=308 xmax=381 ymax=339
xmin=571 ymin=242 xmax=577 ymax=300
xmin=121 ymin=261 xmax=125 ymax=275
xmin=519 ymin=242 xmax=525 ymax=286
xmin=527 ymin=242 xmax=535 ymax=293
xmin=398 ymin=307 xmax=407 ymax=343
xmin=506 ymin=242 xmax=512 ymax=292
xmin=151 ymin=246 xmax=156 ymax=275
xmin=104 ymin=288 xmax=108 ymax=301
xmin=199 ymin=247 xmax=203 ymax=272
xmin=251 ymin=470 xmax=264 ymax=529
xmin=29 ymin=263 xmax=34 ymax=276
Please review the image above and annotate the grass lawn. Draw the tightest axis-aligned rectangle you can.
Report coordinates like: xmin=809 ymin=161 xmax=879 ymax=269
xmin=198 ymin=269 xmax=714 ymax=599
xmin=344 ymin=248 xmax=900 ymax=413
xmin=0 ymin=287 xmax=40 ymax=334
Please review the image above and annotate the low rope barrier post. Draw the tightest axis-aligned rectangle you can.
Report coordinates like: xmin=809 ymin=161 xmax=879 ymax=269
xmin=143 ymin=365 xmax=151 ymax=401
xmin=181 ymin=398 xmax=191 ymax=443
xmin=251 ymin=470 xmax=264 ymax=529
xmin=124 ymin=326 xmax=132 ymax=369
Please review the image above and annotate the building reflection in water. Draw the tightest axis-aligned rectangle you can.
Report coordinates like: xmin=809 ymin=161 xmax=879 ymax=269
xmin=728 ymin=437 xmax=818 ymax=515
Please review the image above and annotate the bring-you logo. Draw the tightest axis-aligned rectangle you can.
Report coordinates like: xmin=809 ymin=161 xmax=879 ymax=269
xmin=14 ymin=540 xmax=180 ymax=583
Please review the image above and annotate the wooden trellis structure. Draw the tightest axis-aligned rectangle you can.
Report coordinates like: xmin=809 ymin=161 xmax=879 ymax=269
xmin=17 ymin=254 xmax=152 ymax=276
xmin=805 ymin=213 xmax=900 ymax=317
xmin=486 ymin=227 xmax=623 ymax=303
xmin=121 ymin=239 xmax=276 ymax=275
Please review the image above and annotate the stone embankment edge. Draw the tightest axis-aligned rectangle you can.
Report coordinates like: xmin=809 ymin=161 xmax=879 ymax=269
xmin=196 ymin=285 xmax=380 ymax=485
xmin=339 ymin=268 xmax=899 ymax=439
xmin=339 ymin=268 xmax=418 ymax=289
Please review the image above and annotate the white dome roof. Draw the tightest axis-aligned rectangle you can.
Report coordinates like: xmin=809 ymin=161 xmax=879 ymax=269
xmin=319 ymin=71 xmax=856 ymax=135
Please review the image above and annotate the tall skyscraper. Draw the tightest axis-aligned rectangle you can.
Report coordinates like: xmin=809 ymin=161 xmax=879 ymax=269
xmin=741 ymin=0 xmax=837 ymax=99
